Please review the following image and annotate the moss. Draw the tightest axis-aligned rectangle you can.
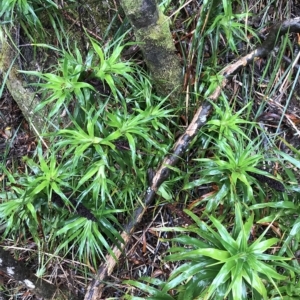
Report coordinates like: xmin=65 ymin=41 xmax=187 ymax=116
xmin=134 ymin=9 xmax=182 ymax=97
xmin=149 ymin=11 xmax=174 ymax=48
xmin=121 ymin=0 xmax=159 ymax=28
xmin=120 ymin=0 xmax=145 ymax=15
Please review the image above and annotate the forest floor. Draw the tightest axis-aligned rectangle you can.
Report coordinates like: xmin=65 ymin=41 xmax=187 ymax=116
xmin=1 ymin=0 xmax=300 ymax=299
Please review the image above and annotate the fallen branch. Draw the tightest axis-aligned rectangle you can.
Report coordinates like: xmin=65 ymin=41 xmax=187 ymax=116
xmin=0 ymin=29 xmax=47 ymax=135
xmin=84 ymin=17 xmax=300 ymax=300
xmin=0 ymin=30 xmax=72 ymax=139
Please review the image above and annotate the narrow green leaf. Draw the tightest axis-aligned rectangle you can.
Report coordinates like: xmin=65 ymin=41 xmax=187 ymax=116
xmin=250 ymin=260 xmax=286 ymax=280
xmin=26 ymin=202 xmax=38 ymax=223
xmin=204 ymin=260 xmax=234 ymax=300
xmin=30 ymin=180 xmax=49 ymax=196
xmin=55 ymin=217 xmax=86 ymax=235
xmin=250 ymin=238 xmax=279 ymax=253
xmin=163 ymin=262 xmax=212 ymax=292
xmin=250 ymin=201 xmax=297 ymax=210
xmin=125 ymin=132 xmax=136 ymax=166
xmin=243 ymin=271 xmax=267 ymax=299
xmin=176 ymin=248 xmax=230 ymax=261
xmin=209 ymin=215 xmax=238 ymax=251
xmin=276 ymin=150 xmax=300 ymax=168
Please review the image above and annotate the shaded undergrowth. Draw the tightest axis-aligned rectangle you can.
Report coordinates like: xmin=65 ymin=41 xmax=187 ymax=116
xmin=1 ymin=0 xmax=300 ymax=299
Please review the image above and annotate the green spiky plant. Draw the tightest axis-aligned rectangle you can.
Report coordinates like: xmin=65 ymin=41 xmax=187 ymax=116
xmin=19 ymin=32 xmax=137 ymax=117
xmin=181 ymin=95 xmax=284 ymax=211
xmin=0 ymin=13 xmax=178 ymax=269
xmin=1 ymin=120 xmax=173 ymax=263
xmin=125 ymin=203 xmax=298 ymax=300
